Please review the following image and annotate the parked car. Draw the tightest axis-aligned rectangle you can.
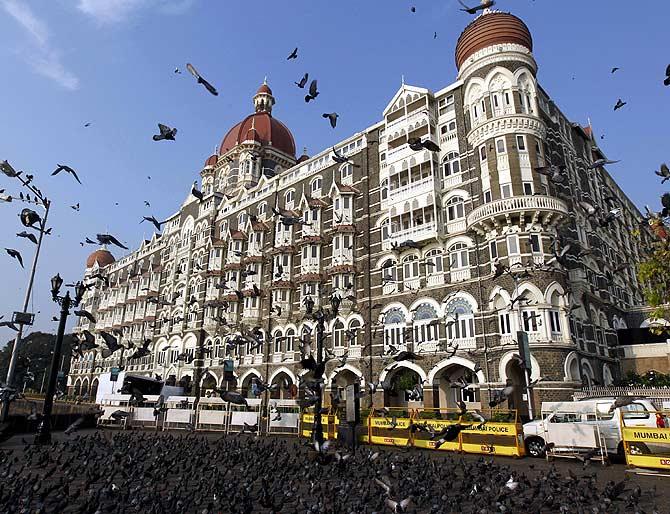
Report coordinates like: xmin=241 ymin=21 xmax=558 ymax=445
xmin=523 ymin=398 xmax=659 ymax=460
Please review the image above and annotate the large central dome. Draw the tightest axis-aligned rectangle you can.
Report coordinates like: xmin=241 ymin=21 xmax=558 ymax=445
xmin=219 ymin=83 xmax=296 ymax=158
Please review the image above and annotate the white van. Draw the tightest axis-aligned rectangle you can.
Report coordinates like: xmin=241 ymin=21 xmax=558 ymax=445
xmin=523 ymin=398 xmax=659 ymax=459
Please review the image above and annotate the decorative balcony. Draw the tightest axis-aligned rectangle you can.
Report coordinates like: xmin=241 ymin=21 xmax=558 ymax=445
xmin=382 ymin=221 xmax=437 ymax=250
xmin=426 ymin=273 xmax=445 ymax=287
xmin=332 ymin=250 xmax=353 ymax=267
xmin=449 ymin=268 xmax=471 ymax=283
xmin=467 ymin=195 xmax=568 ymax=234
xmin=301 ymin=258 xmax=321 ymax=275
xmin=446 ymin=219 xmax=467 ymax=234
xmin=387 ymin=175 xmax=435 ymax=205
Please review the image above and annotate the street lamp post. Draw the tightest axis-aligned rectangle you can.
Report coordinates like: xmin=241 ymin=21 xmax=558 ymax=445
xmin=0 ymin=159 xmax=51 ymax=423
xmin=34 ymin=275 xmax=85 ymax=444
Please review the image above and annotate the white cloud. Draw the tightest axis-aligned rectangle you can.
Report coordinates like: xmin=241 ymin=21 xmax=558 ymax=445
xmin=76 ymin=0 xmax=194 ymax=23
xmin=1 ymin=0 xmax=48 ymax=46
xmin=1 ymin=0 xmax=79 ymax=90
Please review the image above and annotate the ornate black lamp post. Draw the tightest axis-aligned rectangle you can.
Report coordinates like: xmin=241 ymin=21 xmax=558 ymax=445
xmin=34 ymin=275 xmax=85 ymax=444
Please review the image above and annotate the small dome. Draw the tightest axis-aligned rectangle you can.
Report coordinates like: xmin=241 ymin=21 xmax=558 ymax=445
xmin=455 ymin=11 xmax=533 ymax=69
xmin=86 ymin=249 xmax=115 ymax=268
xmin=204 ymin=154 xmax=218 ymax=168
xmin=256 ymin=83 xmax=273 ymax=95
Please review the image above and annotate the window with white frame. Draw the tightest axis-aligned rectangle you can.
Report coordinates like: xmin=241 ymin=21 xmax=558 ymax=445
xmin=523 ymin=182 xmax=533 ymax=195
xmin=530 ymin=234 xmax=541 ymax=253
xmin=302 ymin=283 xmax=316 ymax=297
xmin=383 ymin=308 xmax=406 ymax=348
xmin=550 ymin=310 xmax=561 ymax=333
xmin=490 ymin=240 xmax=498 ymax=260
xmin=445 ymin=298 xmax=475 ymax=340
xmin=257 ymin=202 xmax=267 ymax=218
xmin=333 ymin=319 xmax=345 ymax=347
xmin=285 ymin=328 xmax=295 ymax=352
xmin=506 ymin=235 xmax=519 ymax=255
xmin=522 ymin=310 xmax=539 ymax=332
xmin=403 ymin=255 xmax=420 ymax=279
xmin=496 ymin=138 xmax=506 ymax=154
xmin=438 ymin=95 xmax=454 ymax=116
xmin=348 ymin=319 xmax=361 ymax=346
xmin=340 ymin=164 xmax=353 ymax=183
xmin=501 ymin=184 xmax=512 ymax=198
xmin=413 ymin=303 xmax=440 ymax=344
xmin=449 ymin=243 xmax=469 ymax=269
xmin=499 ymin=311 xmax=511 ymax=334
xmin=446 ymin=196 xmax=465 ymax=221
xmin=516 ymin=135 xmax=527 ymax=151
xmin=272 ymin=289 xmax=290 ymax=304
xmin=284 ymin=189 xmax=295 ymax=207
xmin=381 ymin=219 xmax=391 ymax=242
xmin=310 ymin=177 xmax=322 ymax=195
xmin=480 ymin=145 xmax=487 ymax=162
xmin=442 ymin=152 xmax=461 ymax=177
xmin=381 ymin=179 xmax=389 ymax=201
xmin=238 ymin=212 xmax=247 ymax=229
xmin=484 ymin=190 xmax=492 ymax=203
xmin=273 ymin=329 xmax=283 ymax=353
xmin=424 ymin=249 xmax=443 ymax=274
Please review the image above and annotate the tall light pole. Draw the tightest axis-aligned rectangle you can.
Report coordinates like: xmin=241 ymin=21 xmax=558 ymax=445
xmin=35 ymin=275 xmax=85 ymax=444
xmin=0 ymin=159 xmax=51 ymax=423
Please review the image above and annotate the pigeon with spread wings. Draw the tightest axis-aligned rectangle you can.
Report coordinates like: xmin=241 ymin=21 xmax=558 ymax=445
xmin=186 ymin=63 xmax=218 ymax=96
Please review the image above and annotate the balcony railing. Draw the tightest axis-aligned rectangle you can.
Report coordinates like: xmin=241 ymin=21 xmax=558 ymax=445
xmin=426 ymin=273 xmax=445 ymax=287
xmin=450 ymin=268 xmax=471 ymax=283
xmin=467 ymin=195 xmax=569 ymax=229
xmin=383 ymin=221 xmax=437 ymax=250
xmin=332 ymin=249 xmax=353 ymax=266
xmin=446 ymin=219 xmax=466 ymax=234
xmin=387 ymin=175 xmax=435 ymax=205
xmin=300 ymin=258 xmax=321 ymax=275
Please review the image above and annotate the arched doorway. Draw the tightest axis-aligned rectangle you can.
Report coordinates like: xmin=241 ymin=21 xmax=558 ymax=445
xmin=241 ymin=372 xmax=261 ymax=398
xmin=270 ymin=372 xmax=294 ymax=399
xmin=329 ymin=368 xmax=360 ymax=408
xmin=384 ymin=367 xmax=424 ymax=409
xmin=436 ymin=365 xmax=479 ymax=410
xmin=90 ymin=378 xmax=99 ymax=400
xmin=81 ymin=378 xmax=89 ymax=398
xmin=504 ymin=360 xmax=528 ymax=420
xmin=201 ymin=373 xmax=217 ymax=397
xmin=73 ymin=379 xmax=81 ymax=396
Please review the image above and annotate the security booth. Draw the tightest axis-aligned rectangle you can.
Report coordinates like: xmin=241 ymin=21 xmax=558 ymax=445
xmin=163 ymin=396 xmax=195 ymax=430
xmin=196 ymin=397 xmax=229 ymax=431
xmin=337 ymin=383 xmax=365 ymax=449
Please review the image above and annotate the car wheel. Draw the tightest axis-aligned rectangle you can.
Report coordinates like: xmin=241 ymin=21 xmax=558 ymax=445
xmin=525 ymin=436 xmax=546 ymax=458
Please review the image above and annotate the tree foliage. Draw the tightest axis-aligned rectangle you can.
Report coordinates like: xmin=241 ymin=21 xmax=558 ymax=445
xmin=617 ymin=370 xmax=670 ymax=387
xmin=637 ymin=219 xmax=670 ymax=330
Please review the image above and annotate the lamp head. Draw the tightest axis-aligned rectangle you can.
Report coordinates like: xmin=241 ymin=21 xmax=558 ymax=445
xmin=50 ymin=273 xmax=63 ymax=300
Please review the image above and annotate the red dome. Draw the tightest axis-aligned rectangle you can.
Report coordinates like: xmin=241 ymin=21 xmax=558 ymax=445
xmin=87 ymin=249 xmax=115 ymax=268
xmin=219 ymin=112 xmax=296 ymax=157
xmin=455 ymin=11 xmax=532 ymax=69
xmin=256 ymin=83 xmax=272 ymax=95
xmin=204 ymin=154 xmax=218 ymax=168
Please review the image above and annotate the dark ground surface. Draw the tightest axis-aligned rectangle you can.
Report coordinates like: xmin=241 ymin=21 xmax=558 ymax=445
xmin=0 ymin=428 xmax=668 ymax=513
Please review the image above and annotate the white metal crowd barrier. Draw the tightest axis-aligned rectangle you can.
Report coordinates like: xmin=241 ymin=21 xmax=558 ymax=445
xmin=163 ymin=396 xmax=196 ymax=430
xmin=196 ymin=398 xmax=228 ymax=431
xmin=266 ymin=400 xmax=300 ymax=435
xmin=227 ymin=398 xmax=262 ymax=434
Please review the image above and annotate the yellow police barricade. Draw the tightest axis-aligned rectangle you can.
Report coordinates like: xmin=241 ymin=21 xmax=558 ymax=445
xmin=300 ymin=411 xmax=339 ymax=440
xmin=196 ymin=397 xmax=228 ymax=431
xmin=459 ymin=410 xmax=525 ymax=457
xmin=266 ymin=400 xmax=301 ymax=435
xmin=622 ymin=410 xmax=670 ymax=471
xmin=368 ymin=408 xmax=414 ymax=447
xmin=411 ymin=409 xmax=463 ymax=452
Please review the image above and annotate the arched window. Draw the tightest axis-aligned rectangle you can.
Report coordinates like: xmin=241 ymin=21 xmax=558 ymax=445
xmin=381 ymin=179 xmax=389 ymax=201
xmin=273 ymin=329 xmax=283 ymax=353
xmin=310 ymin=177 xmax=322 ymax=195
xmin=333 ymin=319 xmax=345 ymax=347
xmin=285 ymin=328 xmax=295 ymax=352
xmin=284 ymin=190 xmax=295 ymax=207
xmin=445 ymin=297 xmax=475 ymax=340
xmin=348 ymin=319 xmax=361 ymax=346
xmin=413 ymin=303 xmax=439 ymax=344
xmin=442 ymin=152 xmax=461 ymax=177
xmin=449 ymin=243 xmax=469 ymax=269
xmin=381 ymin=219 xmax=391 ymax=242
xmin=257 ymin=202 xmax=267 ymax=219
xmin=238 ymin=212 xmax=247 ymax=229
xmin=424 ymin=249 xmax=444 ymax=274
xmin=446 ymin=196 xmax=465 ymax=221
xmin=383 ymin=308 xmax=406 ymax=348
xmin=403 ymin=255 xmax=420 ymax=280
xmin=549 ymin=291 xmax=562 ymax=335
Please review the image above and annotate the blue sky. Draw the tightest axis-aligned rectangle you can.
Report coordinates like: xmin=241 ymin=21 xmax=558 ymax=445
xmin=0 ymin=0 xmax=667 ymax=339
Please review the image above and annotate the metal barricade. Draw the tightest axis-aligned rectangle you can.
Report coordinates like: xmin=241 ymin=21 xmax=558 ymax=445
xmin=129 ymin=395 xmax=161 ymax=429
xmin=163 ymin=396 xmax=195 ymax=430
xmin=622 ymin=410 xmax=670 ymax=471
xmin=266 ymin=400 xmax=301 ymax=435
xmin=227 ymin=398 xmax=262 ymax=434
xmin=196 ymin=398 xmax=228 ymax=431
xmin=97 ymin=394 xmax=131 ymax=428
xmin=368 ymin=408 xmax=414 ymax=447
xmin=459 ymin=412 xmax=525 ymax=458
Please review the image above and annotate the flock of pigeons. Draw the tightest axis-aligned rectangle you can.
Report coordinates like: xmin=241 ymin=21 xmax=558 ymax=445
xmin=0 ymin=430 xmax=661 ymax=513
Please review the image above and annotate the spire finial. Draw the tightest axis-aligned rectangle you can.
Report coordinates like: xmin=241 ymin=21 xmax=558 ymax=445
xmin=401 ymin=74 xmax=405 ymax=86
xmin=263 ymin=76 xmax=267 ymax=85
xmin=303 ymin=146 xmax=308 ymax=155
